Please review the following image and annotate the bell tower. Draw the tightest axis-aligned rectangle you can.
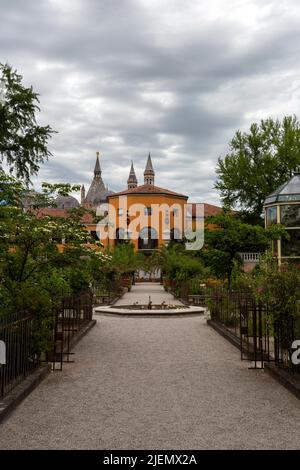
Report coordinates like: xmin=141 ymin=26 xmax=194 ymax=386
xmin=127 ymin=161 xmax=138 ymax=189
xmin=144 ymin=153 xmax=155 ymax=185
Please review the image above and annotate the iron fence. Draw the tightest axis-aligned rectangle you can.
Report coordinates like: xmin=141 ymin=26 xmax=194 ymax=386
xmin=47 ymin=291 xmax=93 ymax=370
xmin=0 ymin=311 xmax=39 ymax=398
xmin=207 ymin=287 xmax=300 ymax=376
xmin=208 ymin=288 xmax=241 ymax=337
xmin=273 ymin=315 xmax=300 ymax=380
xmin=0 ymin=290 xmax=94 ymax=398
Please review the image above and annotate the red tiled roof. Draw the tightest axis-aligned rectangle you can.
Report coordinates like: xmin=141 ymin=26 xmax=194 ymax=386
xmin=190 ymin=203 xmax=222 ymax=218
xmin=109 ymin=184 xmax=188 ymax=198
xmin=29 ymin=208 xmax=94 ymax=224
xmin=204 ymin=203 xmax=224 ymax=217
xmin=190 ymin=203 xmax=238 ymax=218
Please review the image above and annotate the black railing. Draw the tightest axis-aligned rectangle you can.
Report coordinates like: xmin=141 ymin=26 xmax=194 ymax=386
xmin=273 ymin=315 xmax=300 ymax=380
xmin=209 ymin=288 xmax=242 ymax=337
xmin=0 ymin=290 xmax=94 ymax=398
xmin=207 ymin=287 xmax=300 ymax=376
xmin=0 ymin=311 xmax=39 ymax=398
xmin=47 ymin=291 xmax=93 ymax=371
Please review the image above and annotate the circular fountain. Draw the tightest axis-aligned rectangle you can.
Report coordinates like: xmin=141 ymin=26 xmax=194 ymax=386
xmin=94 ymin=299 xmax=204 ymax=316
xmin=94 ymin=283 xmax=205 ymax=317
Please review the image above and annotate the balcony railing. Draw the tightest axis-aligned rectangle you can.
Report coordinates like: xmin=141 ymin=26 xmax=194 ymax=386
xmin=239 ymin=252 xmax=261 ymax=263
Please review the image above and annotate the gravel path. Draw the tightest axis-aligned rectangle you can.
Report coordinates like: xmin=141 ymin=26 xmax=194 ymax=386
xmin=114 ymin=282 xmax=184 ymax=306
xmin=0 ymin=306 xmax=300 ymax=449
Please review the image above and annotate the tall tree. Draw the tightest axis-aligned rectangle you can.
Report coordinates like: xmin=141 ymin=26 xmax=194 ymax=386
xmin=216 ymin=116 xmax=300 ymax=218
xmin=0 ymin=63 xmax=55 ymax=182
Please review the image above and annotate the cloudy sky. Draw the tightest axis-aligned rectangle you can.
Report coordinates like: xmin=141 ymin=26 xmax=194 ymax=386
xmin=1 ymin=0 xmax=300 ymax=204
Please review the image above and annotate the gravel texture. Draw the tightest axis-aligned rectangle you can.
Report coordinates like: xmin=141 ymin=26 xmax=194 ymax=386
xmin=114 ymin=282 xmax=184 ymax=306
xmin=0 ymin=285 xmax=300 ymax=449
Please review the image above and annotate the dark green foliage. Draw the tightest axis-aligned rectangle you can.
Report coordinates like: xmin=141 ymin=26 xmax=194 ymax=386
xmin=216 ymin=116 xmax=300 ymax=217
xmin=0 ymin=63 xmax=55 ymax=182
xmin=0 ymin=174 xmax=110 ymax=354
xmin=148 ymin=244 xmax=207 ymax=298
xmin=202 ymin=212 xmax=286 ymax=286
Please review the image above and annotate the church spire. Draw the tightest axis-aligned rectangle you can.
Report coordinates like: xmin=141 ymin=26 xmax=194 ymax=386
xmin=144 ymin=152 xmax=155 ymax=185
xmin=84 ymin=151 xmax=107 ymax=209
xmin=80 ymin=184 xmax=85 ymax=205
xmin=127 ymin=161 xmax=138 ymax=189
xmin=94 ymin=151 xmax=101 ymax=177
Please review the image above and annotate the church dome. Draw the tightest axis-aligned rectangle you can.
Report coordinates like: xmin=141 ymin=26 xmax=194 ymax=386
xmin=83 ymin=153 xmax=114 ymax=207
xmin=55 ymin=195 xmax=80 ymax=209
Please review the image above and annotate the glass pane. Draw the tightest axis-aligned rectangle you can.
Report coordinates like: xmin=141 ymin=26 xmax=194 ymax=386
xmin=281 ymin=229 xmax=300 ymax=257
xmin=278 ymin=194 xmax=300 ymax=202
xmin=280 ymin=204 xmax=300 ymax=227
xmin=139 ymin=227 xmax=158 ymax=239
xmin=170 ymin=228 xmax=182 ymax=240
xmin=264 ymin=196 xmax=277 ymax=204
xmin=266 ymin=206 xmax=277 ymax=226
xmin=116 ymin=228 xmax=125 ymax=239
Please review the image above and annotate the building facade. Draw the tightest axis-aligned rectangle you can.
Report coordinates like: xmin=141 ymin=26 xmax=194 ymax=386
xmin=93 ymin=154 xmax=188 ymax=252
xmin=80 ymin=153 xmax=225 ymax=253
xmin=27 ymin=151 xmax=223 ymax=254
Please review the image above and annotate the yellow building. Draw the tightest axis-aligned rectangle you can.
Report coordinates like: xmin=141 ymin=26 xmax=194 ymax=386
xmin=34 ymin=152 xmax=219 ymax=253
xmin=81 ymin=153 xmax=221 ymax=253
xmin=107 ymin=154 xmax=188 ymax=252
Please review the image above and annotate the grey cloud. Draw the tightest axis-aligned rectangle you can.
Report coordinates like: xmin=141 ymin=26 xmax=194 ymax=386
xmin=1 ymin=0 xmax=300 ymax=203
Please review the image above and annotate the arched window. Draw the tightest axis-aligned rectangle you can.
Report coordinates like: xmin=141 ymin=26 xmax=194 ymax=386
xmin=170 ymin=228 xmax=182 ymax=241
xmin=116 ymin=227 xmax=126 ymax=245
xmin=115 ymin=227 xmax=131 ymax=245
xmin=138 ymin=227 xmax=158 ymax=250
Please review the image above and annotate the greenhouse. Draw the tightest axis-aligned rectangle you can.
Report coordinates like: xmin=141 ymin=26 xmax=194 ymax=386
xmin=264 ymin=174 xmax=300 ymax=263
